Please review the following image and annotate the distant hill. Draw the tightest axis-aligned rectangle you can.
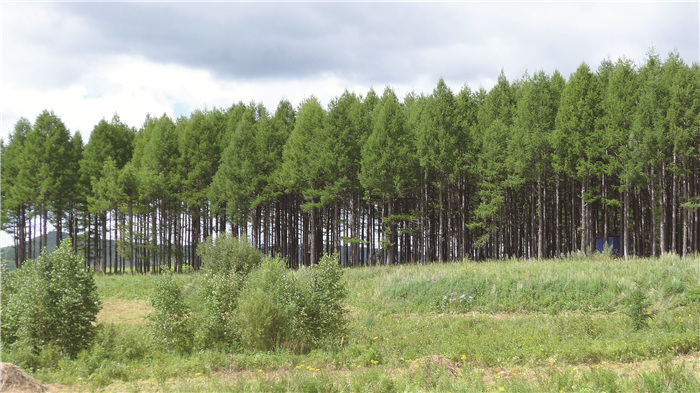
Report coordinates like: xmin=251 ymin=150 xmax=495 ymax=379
xmin=2 ymin=232 xmax=68 ymax=270
xmin=1 ymin=232 xmax=118 ymax=270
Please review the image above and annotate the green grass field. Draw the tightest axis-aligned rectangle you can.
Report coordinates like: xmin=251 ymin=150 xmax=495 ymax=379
xmin=4 ymin=253 xmax=700 ymax=392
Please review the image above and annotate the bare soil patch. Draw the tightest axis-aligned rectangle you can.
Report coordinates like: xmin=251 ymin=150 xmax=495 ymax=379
xmin=0 ymin=363 xmax=48 ymax=393
xmin=479 ymin=353 xmax=700 ymax=384
xmin=410 ymin=355 xmax=462 ymax=377
xmin=97 ymin=300 xmax=152 ymax=325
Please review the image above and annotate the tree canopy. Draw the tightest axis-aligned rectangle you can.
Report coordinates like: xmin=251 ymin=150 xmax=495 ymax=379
xmin=3 ymin=51 xmax=700 ymax=271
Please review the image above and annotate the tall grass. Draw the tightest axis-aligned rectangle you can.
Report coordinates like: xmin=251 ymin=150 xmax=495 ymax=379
xmin=4 ymin=255 xmax=699 ymax=392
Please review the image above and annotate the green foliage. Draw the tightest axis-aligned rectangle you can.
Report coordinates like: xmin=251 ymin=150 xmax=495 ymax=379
xmin=235 ymin=257 xmax=301 ymax=351
xmin=194 ymin=234 xmax=264 ymax=350
xmin=194 ymin=271 xmax=243 ymax=350
xmin=235 ymin=254 xmax=348 ymax=353
xmin=5 ymin=255 xmax=700 ymax=391
xmin=360 ymin=86 xmax=417 ymax=200
xmin=1 ymin=239 xmax=101 ymax=358
xmin=280 ymin=96 xmax=327 ymax=199
xmin=149 ymin=272 xmax=192 ymax=353
xmin=299 ymin=253 xmax=349 ymax=348
xmin=625 ymin=279 xmax=654 ymax=331
xmin=197 ymin=233 xmax=263 ymax=276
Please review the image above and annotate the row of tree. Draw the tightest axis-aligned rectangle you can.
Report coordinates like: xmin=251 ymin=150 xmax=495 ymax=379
xmin=2 ymin=50 xmax=699 ymax=272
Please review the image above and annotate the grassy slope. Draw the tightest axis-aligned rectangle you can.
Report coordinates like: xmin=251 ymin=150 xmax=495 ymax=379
xmin=15 ymin=254 xmax=700 ymax=392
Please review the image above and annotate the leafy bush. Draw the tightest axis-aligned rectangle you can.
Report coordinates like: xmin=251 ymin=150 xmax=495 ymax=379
xmin=625 ymin=280 xmax=653 ymax=331
xmin=194 ymin=271 xmax=242 ymax=350
xmin=149 ymin=272 xmax=192 ymax=353
xmin=194 ymin=234 xmax=262 ymax=350
xmin=235 ymin=257 xmax=302 ymax=351
xmin=300 ymin=253 xmax=348 ymax=348
xmin=197 ymin=233 xmax=262 ymax=276
xmin=1 ymin=239 xmax=101 ymax=358
xmin=235 ymin=254 xmax=349 ymax=353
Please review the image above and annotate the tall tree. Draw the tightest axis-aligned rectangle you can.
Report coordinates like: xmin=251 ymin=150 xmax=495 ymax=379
xmin=511 ymin=70 xmax=559 ymax=258
xmin=554 ymin=62 xmax=602 ymax=255
xmin=360 ymin=87 xmax=418 ymax=265
xmin=1 ymin=118 xmax=33 ymax=266
xmin=280 ymin=97 xmax=327 ymax=265
xmin=177 ymin=109 xmax=225 ymax=268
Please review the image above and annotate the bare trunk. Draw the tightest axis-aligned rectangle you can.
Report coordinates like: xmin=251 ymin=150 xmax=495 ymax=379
xmin=660 ymin=162 xmax=667 ymax=255
xmin=672 ymin=153 xmax=677 ymax=253
xmin=649 ymin=167 xmax=657 ymax=257
xmin=537 ymin=174 xmax=544 ymax=259
xmin=682 ymin=175 xmax=688 ymax=257
xmin=603 ymin=172 xmax=608 ymax=254
xmin=581 ymin=180 xmax=587 ymax=254
xmin=623 ymin=187 xmax=630 ymax=260
xmin=555 ymin=173 xmax=561 ymax=256
xmin=438 ymin=186 xmax=444 ymax=262
xmin=101 ymin=214 xmax=107 ymax=273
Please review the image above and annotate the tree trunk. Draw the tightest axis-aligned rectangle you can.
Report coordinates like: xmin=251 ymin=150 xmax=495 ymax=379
xmin=438 ymin=186 xmax=445 ymax=262
xmin=682 ymin=175 xmax=689 ymax=257
xmin=537 ymin=174 xmax=544 ymax=259
xmin=101 ymin=214 xmax=107 ymax=273
xmin=660 ymin=162 xmax=667 ymax=255
xmin=672 ymin=153 xmax=678 ymax=254
xmin=387 ymin=198 xmax=396 ymax=265
xmin=623 ymin=187 xmax=629 ymax=260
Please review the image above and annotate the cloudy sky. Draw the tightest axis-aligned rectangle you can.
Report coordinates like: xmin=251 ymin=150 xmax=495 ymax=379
xmin=1 ymin=1 xmax=699 ymax=144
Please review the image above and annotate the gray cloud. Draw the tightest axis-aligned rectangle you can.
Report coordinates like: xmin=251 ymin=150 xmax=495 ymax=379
xmin=6 ymin=2 xmax=698 ymax=93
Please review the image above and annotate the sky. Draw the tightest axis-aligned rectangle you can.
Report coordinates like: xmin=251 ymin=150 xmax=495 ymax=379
xmin=0 ymin=1 xmax=699 ymax=247
xmin=2 ymin=1 xmax=698 ymax=145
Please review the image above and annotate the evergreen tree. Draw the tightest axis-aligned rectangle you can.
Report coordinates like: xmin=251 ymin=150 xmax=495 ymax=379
xmin=360 ymin=87 xmax=418 ymax=265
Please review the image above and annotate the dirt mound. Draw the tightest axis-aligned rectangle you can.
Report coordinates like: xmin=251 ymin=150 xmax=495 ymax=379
xmin=410 ymin=355 xmax=461 ymax=377
xmin=0 ymin=363 xmax=48 ymax=393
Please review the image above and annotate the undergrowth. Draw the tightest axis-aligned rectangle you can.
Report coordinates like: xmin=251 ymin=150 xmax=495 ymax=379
xmin=2 ymin=254 xmax=699 ymax=392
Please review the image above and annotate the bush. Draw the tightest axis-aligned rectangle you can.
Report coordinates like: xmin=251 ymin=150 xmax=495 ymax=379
xmin=300 ymin=253 xmax=348 ymax=348
xmin=149 ymin=272 xmax=192 ymax=353
xmin=194 ymin=234 xmax=262 ymax=350
xmin=625 ymin=280 xmax=653 ymax=331
xmin=235 ymin=257 xmax=302 ymax=351
xmin=197 ymin=233 xmax=262 ymax=276
xmin=235 ymin=254 xmax=349 ymax=353
xmin=1 ymin=239 xmax=101 ymax=358
xmin=194 ymin=271 xmax=242 ymax=350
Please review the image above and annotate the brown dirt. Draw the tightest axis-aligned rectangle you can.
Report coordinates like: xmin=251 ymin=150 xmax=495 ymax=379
xmin=410 ymin=355 xmax=462 ymax=377
xmin=0 ymin=363 xmax=48 ymax=393
xmin=479 ymin=353 xmax=700 ymax=384
xmin=97 ymin=300 xmax=152 ymax=325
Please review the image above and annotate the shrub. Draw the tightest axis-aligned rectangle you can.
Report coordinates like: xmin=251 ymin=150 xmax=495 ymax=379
xmin=194 ymin=233 xmax=262 ymax=350
xmin=235 ymin=254 xmax=349 ymax=353
xmin=197 ymin=233 xmax=262 ymax=276
xmin=149 ymin=272 xmax=192 ymax=353
xmin=235 ymin=257 xmax=301 ymax=351
xmin=625 ymin=279 xmax=653 ymax=331
xmin=194 ymin=271 xmax=243 ymax=350
xmin=300 ymin=253 xmax=348 ymax=348
xmin=1 ymin=239 xmax=101 ymax=358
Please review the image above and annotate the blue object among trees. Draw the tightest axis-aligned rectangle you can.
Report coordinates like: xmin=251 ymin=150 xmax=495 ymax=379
xmin=595 ymin=236 xmax=621 ymax=256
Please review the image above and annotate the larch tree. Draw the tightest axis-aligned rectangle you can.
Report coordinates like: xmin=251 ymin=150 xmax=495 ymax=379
xmin=360 ymin=87 xmax=418 ymax=265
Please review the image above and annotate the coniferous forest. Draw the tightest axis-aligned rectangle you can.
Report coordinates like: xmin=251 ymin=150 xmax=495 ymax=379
xmin=2 ymin=51 xmax=699 ymax=272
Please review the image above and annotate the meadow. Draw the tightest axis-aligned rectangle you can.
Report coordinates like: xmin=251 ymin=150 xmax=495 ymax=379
xmin=4 ymin=253 xmax=700 ymax=392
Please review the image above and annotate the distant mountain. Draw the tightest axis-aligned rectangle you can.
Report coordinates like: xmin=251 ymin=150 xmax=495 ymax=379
xmin=1 ymin=232 xmax=118 ymax=270
xmin=1 ymin=232 xmax=67 ymax=270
